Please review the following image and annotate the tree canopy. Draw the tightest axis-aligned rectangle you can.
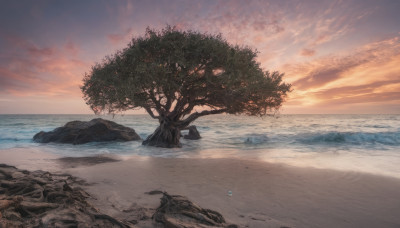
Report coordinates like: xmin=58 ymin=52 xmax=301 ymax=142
xmin=81 ymin=26 xmax=291 ymax=147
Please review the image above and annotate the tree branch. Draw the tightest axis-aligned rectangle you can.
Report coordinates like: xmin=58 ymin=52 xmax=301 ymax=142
xmin=143 ymin=105 xmax=160 ymax=119
xmin=171 ymin=95 xmax=187 ymax=116
xmin=179 ymin=103 xmax=195 ymax=119
xmin=177 ymin=109 xmax=227 ymax=128
xmin=149 ymin=89 xmax=164 ymax=114
xmin=171 ymin=64 xmax=206 ymax=115
xmin=165 ymin=94 xmax=173 ymax=112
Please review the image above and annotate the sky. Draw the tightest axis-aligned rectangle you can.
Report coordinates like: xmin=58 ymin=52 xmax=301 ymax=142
xmin=0 ymin=0 xmax=399 ymax=114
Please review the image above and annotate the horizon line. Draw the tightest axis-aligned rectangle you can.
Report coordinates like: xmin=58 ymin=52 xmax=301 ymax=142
xmin=0 ymin=113 xmax=398 ymax=115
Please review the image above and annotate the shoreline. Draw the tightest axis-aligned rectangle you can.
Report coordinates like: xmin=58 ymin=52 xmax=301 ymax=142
xmin=1 ymin=148 xmax=400 ymax=227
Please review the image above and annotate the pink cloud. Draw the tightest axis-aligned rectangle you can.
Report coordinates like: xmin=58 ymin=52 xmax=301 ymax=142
xmin=4 ymin=35 xmax=56 ymax=58
xmin=64 ymin=41 xmax=79 ymax=55
xmin=27 ymin=46 xmax=55 ymax=57
xmin=107 ymin=34 xmax=126 ymax=44
xmin=107 ymin=28 xmax=133 ymax=45
xmin=0 ymin=37 xmax=90 ymax=98
xmin=300 ymin=48 xmax=316 ymax=56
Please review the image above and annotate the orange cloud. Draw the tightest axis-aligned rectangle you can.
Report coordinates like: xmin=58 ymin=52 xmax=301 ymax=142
xmin=291 ymin=37 xmax=400 ymax=90
xmin=283 ymin=37 xmax=400 ymax=112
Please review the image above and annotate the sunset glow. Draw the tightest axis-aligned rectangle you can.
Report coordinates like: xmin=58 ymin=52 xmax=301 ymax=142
xmin=1 ymin=0 xmax=399 ymax=114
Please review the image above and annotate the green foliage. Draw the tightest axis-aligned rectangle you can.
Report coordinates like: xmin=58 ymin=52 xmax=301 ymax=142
xmin=81 ymin=26 xmax=291 ymax=126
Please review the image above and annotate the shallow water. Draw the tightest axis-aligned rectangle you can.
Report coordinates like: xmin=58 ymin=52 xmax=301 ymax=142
xmin=0 ymin=114 xmax=399 ymax=178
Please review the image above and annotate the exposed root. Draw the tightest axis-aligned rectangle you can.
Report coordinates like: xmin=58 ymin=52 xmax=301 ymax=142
xmin=0 ymin=164 xmax=131 ymax=227
xmin=153 ymin=192 xmax=237 ymax=227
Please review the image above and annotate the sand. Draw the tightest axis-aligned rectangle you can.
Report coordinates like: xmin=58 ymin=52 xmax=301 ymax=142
xmin=2 ymin=148 xmax=400 ymax=227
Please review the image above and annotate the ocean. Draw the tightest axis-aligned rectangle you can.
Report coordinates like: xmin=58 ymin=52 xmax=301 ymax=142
xmin=0 ymin=114 xmax=399 ymax=178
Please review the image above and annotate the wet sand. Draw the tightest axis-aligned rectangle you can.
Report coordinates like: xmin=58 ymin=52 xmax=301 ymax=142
xmin=2 ymin=148 xmax=400 ymax=227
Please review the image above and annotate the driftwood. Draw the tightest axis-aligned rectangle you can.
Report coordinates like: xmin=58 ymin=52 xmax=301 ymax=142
xmin=153 ymin=192 xmax=237 ymax=228
xmin=0 ymin=164 xmax=131 ymax=227
xmin=0 ymin=164 xmax=237 ymax=228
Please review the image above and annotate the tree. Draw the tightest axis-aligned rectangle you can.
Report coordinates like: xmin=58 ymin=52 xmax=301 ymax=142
xmin=81 ymin=26 xmax=291 ymax=148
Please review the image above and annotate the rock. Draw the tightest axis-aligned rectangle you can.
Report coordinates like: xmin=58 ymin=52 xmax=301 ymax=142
xmin=153 ymin=192 xmax=236 ymax=227
xmin=33 ymin=118 xmax=141 ymax=144
xmin=183 ymin=125 xmax=201 ymax=140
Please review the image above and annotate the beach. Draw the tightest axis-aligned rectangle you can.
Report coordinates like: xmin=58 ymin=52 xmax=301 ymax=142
xmin=2 ymin=0 xmax=400 ymax=226
xmin=2 ymin=148 xmax=400 ymax=227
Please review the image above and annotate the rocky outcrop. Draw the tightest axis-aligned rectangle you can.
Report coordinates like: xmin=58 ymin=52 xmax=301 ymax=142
xmin=33 ymin=118 xmax=141 ymax=144
xmin=0 ymin=164 xmax=131 ymax=227
xmin=0 ymin=164 xmax=237 ymax=228
xmin=183 ymin=125 xmax=201 ymax=140
xmin=153 ymin=192 xmax=237 ymax=227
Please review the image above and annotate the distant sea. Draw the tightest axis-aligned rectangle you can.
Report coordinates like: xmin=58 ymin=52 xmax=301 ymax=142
xmin=1 ymin=114 xmax=399 ymax=178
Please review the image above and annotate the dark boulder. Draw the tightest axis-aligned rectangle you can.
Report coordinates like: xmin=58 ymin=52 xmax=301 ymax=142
xmin=183 ymin=125 xmax=201 ymax=140
xmin=33 ymin=118 xmax=141 ymax=144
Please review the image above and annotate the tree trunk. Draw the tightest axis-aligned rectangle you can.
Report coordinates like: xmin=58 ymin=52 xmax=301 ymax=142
xmin=142 ymin=109 xmax=226 ymax=148
xmin=142 ymin=118 xmax=182 ymax=148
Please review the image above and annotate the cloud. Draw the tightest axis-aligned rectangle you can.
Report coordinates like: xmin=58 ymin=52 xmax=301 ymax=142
xmin=310 ymin=17 xmax=350 ymax=46
xmin=27 ymin=46 xmax=55 ymax=57
xmin=300 ymin=48 xmax=316 ymax=56
xmin=64 ymin=41 xmax=79 ymax=55
xmin=107 ymin=28 xmax=134 ymax=45
xmin=283 ymin=0 xmax=371 ymax=62
xmin=108 ymin=34 xmax=125 ymax=44
xmin=1 ymin=0 xmax=399 ymax=114
xmin=316 ymin=92 xmax=400 ymax=106
xmin=283 ymin=36 xmax=400 ymax=111
xmin=310 ymin=80 xmax=400 ymax=102
xmin=5 ymin=35 xmax=55 ymax=57
xmin=107 ymin=26 xmax=144 ymax=47
xmin=293 ymin=56 xmax=366 ymax=90
xmin=251 ymin=17 xmax=285 ymax=34
xmin=162 ymin=0 xmax=287 ymax=47
xmin=291 ymin=37 xmax=400 ymax=90
xmin=0 ymin=37 xmax=89 ymax=97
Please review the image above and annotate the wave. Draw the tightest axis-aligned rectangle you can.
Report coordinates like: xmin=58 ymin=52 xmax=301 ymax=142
xmin=298 ymin=131 xmax=400 ymax=146
xmin=0 ymin=137 xmax=20 ymax=142
xmin=362 ymin=124 xmax=391 ymax=129
xmin=244 ymin=134 xmax=269 ymax=144
xmin=3 ymin=123 xmax=27 ymax=127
